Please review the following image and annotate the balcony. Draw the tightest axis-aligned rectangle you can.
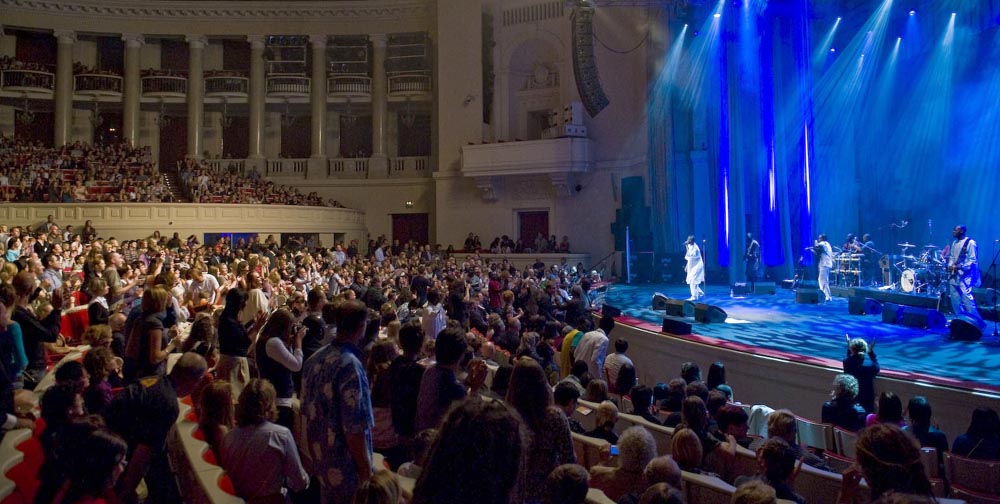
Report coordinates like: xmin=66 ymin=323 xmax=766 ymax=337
xmin=461 ymin=137 xmax=593 ymax=199
xmin=266 ymin=158 xmax=308 ymax=176
xmin=266 ymin=74 xmax=310 ymax=97
xmin=204 ymin=159 xmax=246 ymax=175
xmin=328 ymin=75 xmax=371 ymax=100
xmin=389 ymin=156 xmax=429 ymax=178
xmin=74 ymin=73 xmax=123 ymax=97
xmin=329 ymin=158 xmax=370 ymax=179
xmin=0 ymin=69 xmax=55 ymax=95
xmin=205 ymin=75 xmax=248 ymax=98
xmin=388 ymin=73 xmax=432 ymax=99
xmin=142 ymin=75 xmax=187 ymax=98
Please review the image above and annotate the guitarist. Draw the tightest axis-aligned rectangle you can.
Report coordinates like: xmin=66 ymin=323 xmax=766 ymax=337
xmin=947 ymin=225 xmax=983 ymax=324
xmin=744 ymin=232 xmax=761 ymax=292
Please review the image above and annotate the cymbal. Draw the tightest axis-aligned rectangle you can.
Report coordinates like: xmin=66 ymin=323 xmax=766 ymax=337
xmin=923 ymin=244 xmax=939 ymax=249
xmin=898 ymin=243 xmax=916 ymax=248
xmin=902 ymin=255 xmax=917 ymax=261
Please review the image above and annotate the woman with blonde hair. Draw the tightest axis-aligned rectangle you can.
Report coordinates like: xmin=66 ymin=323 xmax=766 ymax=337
xmin=353 ymin=469 xmax=402 ymax=504
xmin=123 ymin=286 xmax=181 ymax=381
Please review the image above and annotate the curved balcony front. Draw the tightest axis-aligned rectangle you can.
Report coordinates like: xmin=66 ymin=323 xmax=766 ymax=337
xmin=74 ymin=73 xmax=123 ymax=97
xmin=388 ymin=73 xmax=432 ymax=100
xmin=142 ymin=75 xmax=187 ymax=98
xmin=266 ymin=74 xmax=310 ymax=98
xmin=328 ymin=75 xmax=372 ymax=100
xmin=0 ymin=69 xmax=55 ymax=96
xmin=205 ymin=75 xmax=249 ymax=98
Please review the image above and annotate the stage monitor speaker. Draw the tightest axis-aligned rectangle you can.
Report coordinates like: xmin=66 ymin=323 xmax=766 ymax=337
xmin=949 ymin=316 xmax=983 ymax=341
xmin=882 ymin=303 xmax=901 ymax=324
xmin=848 ymin=297 xmax=866 ymax=315
xmin=602 ymin=305 xmax=622 ymax=318
xmin=571 ymin=7 xmax=610 ymax=117
xmin=755 ymin=282 xmax=777 ymax=295
xmin=864 ymin=298 xmax=883 ymax=316
xmin=662 ymin=316 xmax=693 ymax=335
xmin=663 ymin=298 xmax=694 ymax=318
xmin=652 ymin=293 xmax=669 ymax=311
xmin=899 ymin=306 xmax=947 ymax=329
xmin=796 ymin=289 xmax=820 ymax=304
xmin=694 ymin=303 xmax=727 ymax=323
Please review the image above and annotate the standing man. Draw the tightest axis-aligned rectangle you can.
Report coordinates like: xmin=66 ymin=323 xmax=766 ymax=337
xmin=301 ymin=300 xmax=374 ymax=503
xmin=684 ymin=235 xmax=705 ymax=301
xmin=947 ymin=225 xmax=982 ymax=324
xmin=815 ymin=234 xmax=833 ymax=302
xmin=574 ymin=314 xmax=615 ymax=380
xmin=745 ymin=232 xmax=761 ymax=292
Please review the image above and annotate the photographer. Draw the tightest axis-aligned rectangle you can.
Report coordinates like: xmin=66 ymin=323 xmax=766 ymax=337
xmin=255 ymin=308 xmax=305 ymax=430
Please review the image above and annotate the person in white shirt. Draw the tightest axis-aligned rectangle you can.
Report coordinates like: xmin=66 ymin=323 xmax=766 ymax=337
xmin=602 ymin=338 xmax=634 ymax=392
xmin=420 ymin=289 xmax=447 ymax=340
xmin=187 ymin=267 xmax=222 ymax=305
xmin=574 ymin=314 xmax=615 ymax=380
xmin=947 ymin=225 xmax=982 ymax=324
xmin=684 ymin=235 xmax=705 ymax=301
xmin=815 ymin=234 xmax=834 ymax=302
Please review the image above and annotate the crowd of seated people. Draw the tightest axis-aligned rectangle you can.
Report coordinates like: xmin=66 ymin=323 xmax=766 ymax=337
xmin=0 ymin=56 xmax=51 ymax=72
xmin=0 ymin=221 xmax=997 ymax=504
xmin=178 ymin=157 xmax=335 ymax=207
xmin=463 ymin=231 xmax=573 ymax=254
xmin=0 ymin=136 xmax=171 ymax=203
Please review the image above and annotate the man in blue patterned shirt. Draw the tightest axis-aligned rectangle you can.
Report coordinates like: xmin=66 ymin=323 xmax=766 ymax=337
xmin=301 ymin=300 xmax=374 ymax=502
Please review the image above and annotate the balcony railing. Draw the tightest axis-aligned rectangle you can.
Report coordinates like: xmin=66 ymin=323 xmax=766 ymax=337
xmin=1 ymin=69 xmax=55 ymax=92
xmin=74 ymin=73 xmax=123 ymax=95
xmin=389 ymin=156 xmax=429 ymax=178
xmin=266 ymin=75 xmax=310 ymax=96
xmin=205 ymin=76 xmax=249 ymax=96
xmin=329 ymin=158 xmax=370 ymax=178
xmin=142 ymin=75 xmax=187 ymax=96
xmin=328 ymin=75 xmax=372 ymax=97
xmin=204 ymin=159 xmax=246 ymax=175
xmin=388 ymin=73 xmax=432 ymax=96
xmin=267 ymin=159 xmax=308 ymax=176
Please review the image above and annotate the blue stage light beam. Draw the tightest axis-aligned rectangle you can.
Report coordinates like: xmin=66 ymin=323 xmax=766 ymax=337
xmin=812 ymin=17 xmax=842 ymax=68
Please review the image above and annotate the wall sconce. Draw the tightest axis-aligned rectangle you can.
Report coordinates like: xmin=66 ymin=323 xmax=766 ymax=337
xmin=405 ymin=200 xmax=414 ymax=208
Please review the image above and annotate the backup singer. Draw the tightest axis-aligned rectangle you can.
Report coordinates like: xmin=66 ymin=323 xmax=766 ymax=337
xmin=684 ymin=235 xmax=705 ymax=301
xmin=745 ymin=232 xmax=760 ymax=291
xmin=947 ymin=225 xmax=982 ymax=324
xmin=816 ymin=234 xmax=833 ymax=302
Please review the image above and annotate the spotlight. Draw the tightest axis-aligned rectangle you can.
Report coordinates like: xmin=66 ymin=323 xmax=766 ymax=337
xmin=909 ymin=9 xmax=915 ymax=16
xmin=837 ymin=17 xmax=842 ymax=21
xmin=693 ymin=30 xmax=700 ymax=37
xmin=830 ymin=47 xmax=836 ymax=52
xmin=951 ymin=12 xmax=956 ymax=16
xmin=714 ymin=13 xmax=721 ymax=18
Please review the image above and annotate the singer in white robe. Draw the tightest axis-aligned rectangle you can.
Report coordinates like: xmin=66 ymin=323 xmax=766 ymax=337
xmin=684 ymin=236 xmax=705 ymax=300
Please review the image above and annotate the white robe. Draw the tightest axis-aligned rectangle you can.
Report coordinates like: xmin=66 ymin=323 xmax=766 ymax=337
xmin=685 ymin=243 xmax=705 ymax=285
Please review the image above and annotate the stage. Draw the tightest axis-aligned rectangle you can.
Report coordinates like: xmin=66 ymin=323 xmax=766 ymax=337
xmin=603 ymin=283 xmax=1000 ymax=393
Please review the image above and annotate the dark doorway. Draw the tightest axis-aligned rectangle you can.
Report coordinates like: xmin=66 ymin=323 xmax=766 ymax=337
xmin=15 ymin=110 xmax=54 ymax=147
xmin=518 ymin=210 xmax=549 ymax=250
xmin=222 ymin=116 xmax=249 ymax=159
xmin=279 ymin=116 xmax=310 ymax=158
xmin=339 ymin=115 xmax=373 ymax=158
xmin=158 ymin=116 xmax=187 ymax=171
xmin=392 ymin=213 xmax=429 ymax=246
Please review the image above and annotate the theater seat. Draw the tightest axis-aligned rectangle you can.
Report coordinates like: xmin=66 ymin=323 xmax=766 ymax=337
xmin=680 ymin=470 xmax=735 ymax=504
xmin=571 ymin=432 xmax=610 ymax=470
xmin=945 ymin=453 xmax=1000 ymax=496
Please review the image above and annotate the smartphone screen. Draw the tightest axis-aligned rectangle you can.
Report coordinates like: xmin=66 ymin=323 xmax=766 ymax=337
xmin=610 ymin=445 xmax=619 ymax=456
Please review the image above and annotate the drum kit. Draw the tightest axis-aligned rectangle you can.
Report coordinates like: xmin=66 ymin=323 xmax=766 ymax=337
xmin=834 ymin=252 xmax=865 ymax=287
xmin=887 ymin=242 xmax=947 ymax=295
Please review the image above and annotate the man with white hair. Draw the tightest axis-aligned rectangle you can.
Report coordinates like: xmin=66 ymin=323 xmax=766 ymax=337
xmin=589 ymin=426 xmax=657 ymax=501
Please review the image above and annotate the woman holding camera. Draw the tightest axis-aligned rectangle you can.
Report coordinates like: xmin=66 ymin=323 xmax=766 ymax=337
xmin=255 ymin=308 xmax=305 ymax=430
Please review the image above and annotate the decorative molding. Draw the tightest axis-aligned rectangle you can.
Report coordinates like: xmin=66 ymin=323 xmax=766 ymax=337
xmin=309 ymin=34 xmax=328 ymax=49
xmin=1 ymin=0 xmax=430 ymax=23
xmin=370 ymin=33 xmax=387 ymax=47
xmin=247 ymin=34 xmax=266 ymax=50
xmin=185 ymin=34 xmax=208 ymax=49
xmin=52 ymin=29 xmax=76 ymax=43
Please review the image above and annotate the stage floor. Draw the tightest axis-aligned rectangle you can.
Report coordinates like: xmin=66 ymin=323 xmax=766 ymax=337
xmin=604 ymin=283 xmax=1000 ymax=392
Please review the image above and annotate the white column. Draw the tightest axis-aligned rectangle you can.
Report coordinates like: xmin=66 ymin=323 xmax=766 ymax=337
xmin=121 ymin=33 xmax=144 ymax=147
xmin=247 ymin=34 xmax=266 ymax=160
xmin=309 ymin=34 xmax=328 ymax=159
xmin=53 ymin=30 xmax=76 ymax=147
xmin=186 ymin=34 xmax=207 ymax=159
xmin=370 ymin=33 xmax=388 ymax=175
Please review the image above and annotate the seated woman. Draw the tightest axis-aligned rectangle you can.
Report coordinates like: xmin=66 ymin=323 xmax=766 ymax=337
xmin=821 ymin=373 xmax=866 ymax=432
xmin=589 ymin=426 xmax=657 ymax=501
xmin=952 ymin=407 xmax=1000 ymax=460
xmin=221 ymin=379 xmax=309 ymax=503
xmin=840 ymin=423 xmax=934 ymax=502
xmin=584 ymin=378 xmax=610 ymax=404
xmin=866 ymin=391 xmax=906 ymax=428
xmin=670 ymin=427 xmax=719 ymax=478
xmin=585 ymin=400 xmax=619 ymax=444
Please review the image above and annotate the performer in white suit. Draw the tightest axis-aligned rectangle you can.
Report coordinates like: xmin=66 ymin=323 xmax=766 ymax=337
xmin=815 ymin=233 xmax=834 ymax=302
xmin=684 ymin=235 xmax=705 ymax=301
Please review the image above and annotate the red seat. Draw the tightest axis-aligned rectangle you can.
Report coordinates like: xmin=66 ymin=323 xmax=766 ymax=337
xmin=218 ymin=474 xmax=237 ymax=496
xmin=202 ymin=448 xmax=218 ymax=466
xmin=192 ymin=427 xmax=206 ymax=441
xmin=7 ymin=437 xmax=43 ymax=503
xmin=185 ymin=410 xmax=198 ymax=423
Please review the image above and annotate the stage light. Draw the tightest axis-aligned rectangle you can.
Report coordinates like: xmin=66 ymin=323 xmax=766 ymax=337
xmin=714 ymin=13 xmax=721 ymax=18
xmin=830 ymin=47 xmax=837 ymax=52
xmin=909 ymin=9 xmax=915 ymax=16
xmin=837 ymin=17 xmax=842 ymax=21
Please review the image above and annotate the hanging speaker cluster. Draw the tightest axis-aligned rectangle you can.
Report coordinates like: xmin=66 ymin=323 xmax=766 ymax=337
xmin=571 ymin=6 xmax=610 ymax=117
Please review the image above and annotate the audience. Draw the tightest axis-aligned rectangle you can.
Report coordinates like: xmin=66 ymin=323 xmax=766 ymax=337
xmin=586 ymin=400 xmax=620 ymax=444
xmin=821 ymin=373 xmax=867 ymax=432
xmin=198 ymin=380 xmax=235 ymax=464
xmin=590 ymin=425 xmax=656 ymax=501
xmin=952 ymin=406 xmax=1000 ymax=460
xmin=843 ymin=336 xmax=880 ymax=413
xmin=735 ymin=437 xmax=805 ymax=503
xmin=841 ymin=423 xmax=934 ymax=501
xmin=544 ymin=464 xmax=591 ymax=504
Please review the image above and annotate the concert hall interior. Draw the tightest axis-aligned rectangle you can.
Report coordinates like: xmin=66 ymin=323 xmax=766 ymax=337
xmin=2 ymin=0 xmax=1000 ymax=501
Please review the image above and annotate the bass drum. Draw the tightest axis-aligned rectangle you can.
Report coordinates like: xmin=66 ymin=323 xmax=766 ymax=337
xmin=900 ymin=269 xmax=916 ymax=293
